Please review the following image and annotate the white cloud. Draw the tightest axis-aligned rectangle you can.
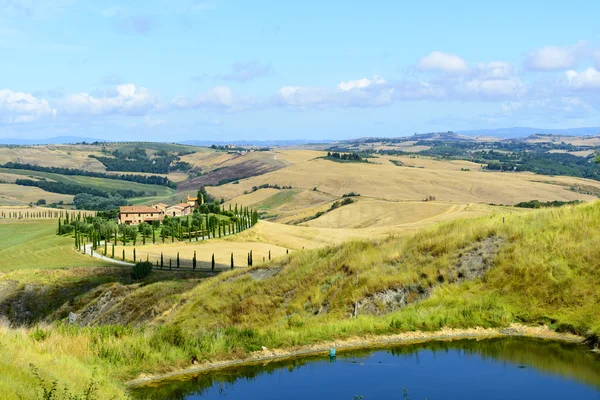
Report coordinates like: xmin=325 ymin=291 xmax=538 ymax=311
xmin=273 ymin=86 xmax=330 ymax=108
xmin=497 ymin=97 xmax=596 ymax=122
xmin=462 ymin=78 xmax=524 ymax=99
xmin=595 ymin=50 xmax=600 ymax=69
xmin=63 ymin=84 xmax=163 ymax=116
xmin=565 ymin=68 xmax=600 ymax=90
xmin=337 ymin=75 xmax=385 ymax=91
xmin=524 ymin=42 xmax=586 ymax=71
xmin=173 ymin=86 xmax=257 ymax=111
xmin=0 ymin=89 xmax=56 ymax=123
xmin=275 ymin=77 xmax=394 ymax=109
xmin=417 ymin=51 xmax=468 ymax=73
xmin=143 ymin=116 xmax=165 ymax=127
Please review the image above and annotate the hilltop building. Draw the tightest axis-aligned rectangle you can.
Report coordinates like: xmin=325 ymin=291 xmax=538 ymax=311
xmin=186 ymin=194 xmax=204 ymax=207
xmin=118 ymin=206 xmax=164 ymax=225
xmin=166 ymin=203 xmax=193 ymax=217
xmin=117 ymin=196 xmax=201 ymax=224
xmin=153 ymin=203 xmax=168 ymax=212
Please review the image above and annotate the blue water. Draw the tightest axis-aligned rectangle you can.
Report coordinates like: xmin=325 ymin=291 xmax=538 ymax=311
xmin=131 ymin=338 xmax=600 ymax=400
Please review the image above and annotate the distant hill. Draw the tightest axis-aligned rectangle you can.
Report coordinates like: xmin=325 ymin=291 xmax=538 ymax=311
xmin=179 ymin=139 xmax=333 ymax=147
xmin=457 ymin=127 xmax=600 ymax=138
xmin=0 ymin=136 xmax=110 ymax=145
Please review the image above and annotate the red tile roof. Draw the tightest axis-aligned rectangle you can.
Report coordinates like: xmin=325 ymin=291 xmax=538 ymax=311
xmin=119 ymin=206 xmax=161 ymax=213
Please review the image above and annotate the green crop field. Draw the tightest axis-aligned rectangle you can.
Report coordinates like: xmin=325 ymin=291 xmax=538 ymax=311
xmin=0 ymin=167 xmax=176 ymax=197
xmin=0 ymin=220 xmax=110 ymax=270
xmin=254 ymin=189 xmax=298 ymax=210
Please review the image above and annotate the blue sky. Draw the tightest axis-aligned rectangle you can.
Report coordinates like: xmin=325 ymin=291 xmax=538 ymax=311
xmin=1 ymin=0 xmax=600 ymax=141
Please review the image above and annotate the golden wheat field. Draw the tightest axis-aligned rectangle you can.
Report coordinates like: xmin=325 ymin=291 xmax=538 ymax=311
xmin=0 ymin=146 xmax=106 ymax=171
xmin=207 ymin=153 xmax=600 ymax=205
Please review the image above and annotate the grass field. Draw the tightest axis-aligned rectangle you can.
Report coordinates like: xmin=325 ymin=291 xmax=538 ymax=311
xmin=0 ymin=167 xmax=175 ymax=196
xmin=0 ymin=183 xmax=73 ymax=205
xmin=208 ymin=156 xmax=600 ymax=206
xmin=113 ymin=239 xmax=290 ymax=269
xmin=0 ymin=220 xmax=109 ymax=270
xmin=1 ymin=202 xmax=599 ymax=399
xmin=0 ymin=146 xmax=106 ymax=171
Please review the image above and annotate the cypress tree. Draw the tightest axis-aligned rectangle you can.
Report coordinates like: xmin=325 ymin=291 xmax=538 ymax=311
xmin=57 ymin=218 xmax=61 ymax=235
xmin=193 ymin=251 xmax=196 ymax=270
xmin=169 ymin=259 xmax=172 ymax=270
xmin=112 ymin=244 xmax=115 ymax=258
xmin=152 ymin=226 xmax=156 ymax=244
xmin=269 ymin=250 xmax=271 ymax=260
xmin=104 ymin=238 xmax=107 ymax=255
xmin=211 ymin=254 xmax=215 ymax=271
xmin=286 ymin=249 xmax=289 ymax=254
xmin=206 ymin=214 xmax=210 ymax=239
xmin=133 ymin=248 xmax=137 ymax=262
xmin=160 ymin=252 xmax=164 ymax=268
xmin=177 ymin=252 xmax=180 ymax=268
xmin=231 ymin=252 xmax=234 ymax=270
xmin=250 ymin=250 xmax=253 ymax=266
xmin=122 ymin=249 xmax=125 ymax=261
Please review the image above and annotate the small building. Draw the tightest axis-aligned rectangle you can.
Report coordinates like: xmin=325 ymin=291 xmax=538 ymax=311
xmin=186 ymin=194 xmax=204 ymax=207
xmin=166 ymin=203 xmax=193 ymax=217
xmin=153 ymin=203 xmax=168 ymax=212
xmin=118 ymin=206 xmax=164 ymax=225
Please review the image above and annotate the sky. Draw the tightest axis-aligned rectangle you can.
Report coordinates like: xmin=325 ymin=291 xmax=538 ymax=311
xmin=1 ymin=0 xmax=600 ymax=141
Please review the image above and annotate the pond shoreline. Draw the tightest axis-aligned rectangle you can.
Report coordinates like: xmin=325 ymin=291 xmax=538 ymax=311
xmin=126 ymin=324 xmax=585 ymax=388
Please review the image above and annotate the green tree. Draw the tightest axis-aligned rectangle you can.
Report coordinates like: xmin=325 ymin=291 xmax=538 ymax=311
xmin=138 ymin=222 xmax=152 ymax=245
xmin=131 ymin=261 xmax=153 ymax=280
xmin=231 ymin=252 xmax=234 ymax=270
xmin=211 ymin=254 xmax=215 ymax=271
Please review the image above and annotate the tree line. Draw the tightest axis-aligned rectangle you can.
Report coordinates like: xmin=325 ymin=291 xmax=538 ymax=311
xmin=514 ymin=200 xmax=583 ymax=209
xmin=324 ymin=152 xmax=368 ymax=163
xmin=0 ymin=162 xmax=176 ymax=188
xmin=60 ymin=202 xmax=258 ymax=249
xmin=89 ymin=148 xmax=192 ymax=174
xmin=14 ymin=179 xmax=152 ymax=199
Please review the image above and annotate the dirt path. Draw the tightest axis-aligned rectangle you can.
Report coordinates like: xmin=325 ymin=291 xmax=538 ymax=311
xmin=126 ymin=324 xmax=584 ymax=388
xmin=80 ymin=242 xmax=134 ymax=266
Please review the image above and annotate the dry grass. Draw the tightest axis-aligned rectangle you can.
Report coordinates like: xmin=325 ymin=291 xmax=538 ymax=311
xmin=113 ymin=239 xmax=290 ymax=268
xmin=208 ymin=157 xmax=600 ymax=205
xmin=0 ymin=183 xmax=73 ymax=205
xmin=0 ymin=146 xmax=106 ymax=171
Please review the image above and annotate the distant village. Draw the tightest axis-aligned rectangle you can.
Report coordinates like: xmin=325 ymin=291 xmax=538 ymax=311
xmin=117 ymin=194 xmax=203 ymax=225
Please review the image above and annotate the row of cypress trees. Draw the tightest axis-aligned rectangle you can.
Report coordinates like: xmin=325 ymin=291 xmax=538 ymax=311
xmin=3 ymin=210 xmax=93 ymax=219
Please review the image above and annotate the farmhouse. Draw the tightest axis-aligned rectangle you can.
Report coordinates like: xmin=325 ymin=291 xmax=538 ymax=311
xmin=153 ymin=203 xmax=168 ymax=212
xmin=166 ymin=203 xmax=193 ymax=217
xmin=118 ymin=206 xmax=164 ymax=225
xmin=186 ymin=194 xmax=204 ymax=207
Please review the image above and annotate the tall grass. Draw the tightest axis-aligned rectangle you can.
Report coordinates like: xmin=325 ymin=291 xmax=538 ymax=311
xmin=1 ymin=202 xmax=599 ymax=398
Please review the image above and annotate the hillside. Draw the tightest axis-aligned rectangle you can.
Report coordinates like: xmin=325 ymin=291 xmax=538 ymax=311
xmin=1 ymin=202 xmax=599 ymax=398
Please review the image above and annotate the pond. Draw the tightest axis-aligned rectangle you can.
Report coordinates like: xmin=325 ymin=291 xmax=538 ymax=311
xmin=130 ymin=338 xmax=600 ymax=400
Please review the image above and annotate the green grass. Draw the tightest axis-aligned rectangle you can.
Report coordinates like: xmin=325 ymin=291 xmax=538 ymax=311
xmin=254 ymin=189 xmax=298 ymax=210
xmin=1 ymin=202 xmax=600 ymax=398
xmin=0 ymin=167 xmax=176 ymax=197
xmin=0 ymin=220 xmax=110 ymax=270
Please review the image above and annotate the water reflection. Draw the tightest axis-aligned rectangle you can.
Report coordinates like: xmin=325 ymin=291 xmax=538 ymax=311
xmin=130 ymin=338 xmax=600 ymax=400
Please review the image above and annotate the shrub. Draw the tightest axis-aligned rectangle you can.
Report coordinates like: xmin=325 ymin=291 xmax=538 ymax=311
xmin=131 ymin=261 xmax=153 ymax=280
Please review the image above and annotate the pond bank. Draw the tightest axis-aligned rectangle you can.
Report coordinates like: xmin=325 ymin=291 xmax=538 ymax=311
xmin=127 ymin=323 xmax=584 ymax=388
